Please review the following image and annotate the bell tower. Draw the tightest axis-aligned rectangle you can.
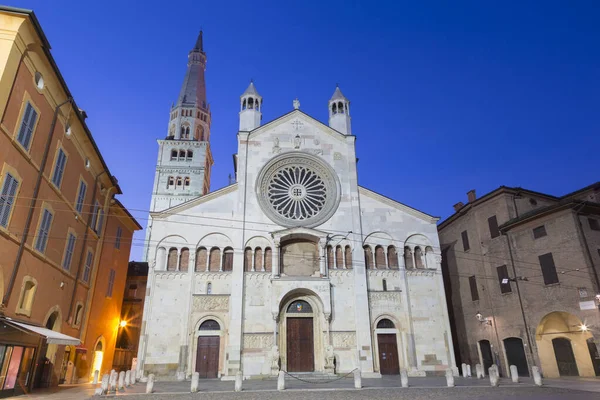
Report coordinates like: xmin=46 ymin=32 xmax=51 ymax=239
xmin=328 ymin=85 xmax=351 ymax=135
xmin=149 ymin=31 xmax=214 ymax=212
xmin=239 ymin=81 xmax=262 ymax=131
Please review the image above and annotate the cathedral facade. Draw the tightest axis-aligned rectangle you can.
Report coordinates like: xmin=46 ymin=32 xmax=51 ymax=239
xmin=138 ymin=33 xmax=456 ymax=380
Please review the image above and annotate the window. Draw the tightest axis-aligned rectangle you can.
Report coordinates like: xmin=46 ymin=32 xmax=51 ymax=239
xmin=179 ymin=150 xmax=185 ymax=159
xmin=75 ymin=181 xmax=87 ymax=214
xmin=469 ymin=275 xmax=479 ymax=301
xmin=96 ymin=208 xmax=104 ymax=234
xmin=589 ymin=218 xmax=600 ymax=231
xmin=167 ymin=176 xmax=175 ymax=188
xmin=91 ymin=201 xmax=99 ymax=230
xmin=184 ymin=177 xmax=190 ymax=187
xmin=382 ymin=279 xmax=387 ymax=292
xmin=16 ymin=102 xmax=38 ymax=150
xmin=496 ymin=265 xmax=512 ymax=294
xmin=115 ymin=226 xmax=122 ymax=249
xmin=0 ymin=173 xmax=19 ymax=228
xmin=539 ymin=253 xmax=559 ymax=285
xmin=206 ymin=282 xmax=212 ymax=294
xmin=223 ymin=247 xmax=234 ymax=271
xmin=363 ymin=246 xmax=373 ymax=269
xmin=187 ymin=150 xmax=193 ymax=160
xmin=533 ymin=225 xmax=547 ymax=239
xmin=170 ymin=150 xmax=177 ymax=160
xmin=82 ymin=250 xmax=93 ymax=283
xmin=51 ymin=148 xmax=67 ymax=188
xmin=287 ymin=300 xmax=312 ymax=313
xmin=488 ymin=216 xmax=500 ymax=238
xmin=35 ymin=209 xmax=53 ymax=253
xmin=461 ymin=231 xmax=470 ymax=251
xmin=377 ymin=319 xmax=395 ymax=329
xmin=106 ymin=269 xmax=115 ymax=297
xmin=74 ymin=304 xmax=83 ymax=326
xmin=62 ymin=233 xmax=77 ymax=271
xmin=199 ymin=319 xmax=220 ymax=330
xmin=176 ymin=177 xmax=183 ymax=187
xmin=17 ymin=277 xmax=37 ymax=315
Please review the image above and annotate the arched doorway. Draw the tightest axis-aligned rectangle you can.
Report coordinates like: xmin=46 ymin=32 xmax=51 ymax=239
xmin=196 ymin=320 xmax=220 ymax=378
xmin=586 ymin=338 xmax=600 ymax=376
xmin=90 ymin=339 xmax=104 ymax=381
xmin=479 ymin=340 xmax=494 ymax=375
xmin=376 ymin=318 xmax=399 ymax=375
xmin=552 ymin=338 xmax=579 ymax=376
xmin=536 ymin=311 xmax=595 ymax=378
xmin=503 ymin=337 xmax=529 ymax=377
xmin=285 ymin=300 xmax=314 ymax=372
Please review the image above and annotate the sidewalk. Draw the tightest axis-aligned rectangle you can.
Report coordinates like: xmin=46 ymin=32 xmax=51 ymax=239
xmin=21 ymin=384 xmax=96 ymax=400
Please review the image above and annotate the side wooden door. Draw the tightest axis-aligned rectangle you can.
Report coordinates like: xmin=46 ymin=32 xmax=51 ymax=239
xmin=286 ymin=318 xmax=314 ymax=372
xmin=196 ymin=336 xmax=220 ymax=378
xmin=377 ymin=334 xmax=400 ymax=375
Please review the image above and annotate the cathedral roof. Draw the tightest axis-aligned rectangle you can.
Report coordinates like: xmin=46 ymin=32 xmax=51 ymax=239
xmin=329 ymin=85 xmax=348 ymax=102
xmin=241 ymin=81 xmax=260 ymax=98
xmin=176 ymin=31 xmax=208 ymax=108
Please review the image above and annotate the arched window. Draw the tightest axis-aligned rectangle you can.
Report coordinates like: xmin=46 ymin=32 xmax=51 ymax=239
xmin=287 ymin=300 xmax=312 ymax=313
xmin=179 ymin=150 xmax=185 ymax=160
xmin=264 ymin=247 xmax=272 ymax=272
xmin=382 ymin=279 xmax=387 ymax=292
xmin=17 ymin=277 xmax=37 ymax=315
xmin=185 ymin=127 xmax=190 ymax=138
xmin=338 ymin=102 xmax=344 ymax=113
xmin=242 ymin=99 xmax=247 ymax=110
xmin=254 ymin=247 xmax=263 ymax=271
xmin=167 ymin=248 xmax=177 ymax=271
xmin=184 ymin=177 xmax=190 ymax=187
xmin=187 ymin=150 xmax=193 ymax=160
xmin=244 ymin=247 xmax=252 ymax=271
xmin=171 ymin=150 xmax=177 ymax=160
xmin=387 ymin=246 xmax=398 ymax=269
xmin=375 ymin=245 xmax=386 ymax=269
xmin=404 ymin=247 xmax=414 ymax=269
xmin=248 ymin=98 xmax=254 ymax=109
xmin=332 ymin=103 xmax=337 ymax=114
xmin=199 ymin=126 xmax=204 ymax=141
xmin=74 ymin=303 xmax=84 ymax=326
xmin=345 ymin=245 xmax=352 ymax=269
xmin=255 ymin=99 xmax=260 ymax=111
xmin=414 ymin=247 xmax=424 ymax=269
xmin=335 ymin=246 xmax=343 ymax=269
xmin=363 ymin=245 xmax=373 ymax=269
xmin=179 ymin=248 xmax=189 ymax=272
xmin=180 ymin=127 xmax=185 ymax=138
xmin=199 ymin=319 xmax=220 ymax=331
xmin=176 ymin=177 xmax=183 ymax=187
xmin=222 ymin=247 xmax=234 ymax=271
xmin=206 ymin=282 xmax=212 ymax=294
xmin=377 ymin=318 xmax=395 ymax=329
xmin=327 ymin=245 xmax=334 ymax=269
xmin=208 ymin=247 xmax=220 ymax=271
xmin=167 ymin=176 xmax=174 ymax=188
xmin=195 ymin=247 xmax=207 ymax=272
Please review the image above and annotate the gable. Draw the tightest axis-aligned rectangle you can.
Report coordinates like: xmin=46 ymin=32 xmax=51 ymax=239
xmin=358 ymin=186 xmax=438 ymax=223
xmin=151 ymin=183 xmax=238 ymax=218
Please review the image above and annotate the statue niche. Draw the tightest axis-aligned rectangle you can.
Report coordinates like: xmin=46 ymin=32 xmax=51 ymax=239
xmin=281 ymin=238 xmax=319 ymax=276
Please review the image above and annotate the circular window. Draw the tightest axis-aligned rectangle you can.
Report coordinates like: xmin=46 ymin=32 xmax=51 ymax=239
xmin=256 ymin=152 xmax=340 ymax=228
xmin=34 ymin=72 xmax=44 ymax=90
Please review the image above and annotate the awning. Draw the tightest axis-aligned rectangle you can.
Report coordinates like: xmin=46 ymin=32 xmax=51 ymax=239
xmin=8 ymin=321 xmax=80 ymax=345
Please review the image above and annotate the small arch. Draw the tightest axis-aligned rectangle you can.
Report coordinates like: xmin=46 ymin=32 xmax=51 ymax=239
xmin=335 ymin=246 xmax=343 ymax=269
xmin=187 ymin=150 xmax=193 ymax=160
xmin=414 ymin=247 xmax=424 ymax=269
xmin=387 ymin=246 xmax=398 ymax=269
xmin=375 ymin=245 xmax=386 ymax=269
xmin=242 ymin=99 xmax=247 ymax=110
xmin=327 ymin=245 xmax=334 ymax=270
xmin=199 ymin=319 xmax=220 ymax=331
xmin=199 ymin=126 xmax=205 ymax=141
xmin=376 ymin=318 xmax=395 ymax=329
xmin=176 ymin=177 xmax=183 ymax=187
xmin=287 ymin=300 xmax=313 ymax=313
xmin=206 ymin=282 xmax=212 ymax=294
xmin=167 ymin=248 xmax=178 ymax=271
xmin=254 ymin=247 xmax=263 ymax=271
xmin=264 ymin=247 xmax=272 ymax=272
xmin=332 ymin=103 xmax=337 ymax=114
xmin=179 ymin=248 xmax=189 ymax=272
xmin=34 ymin=72 xmax=44 ymax=90
xmin=255 ymin=99 xmax=260 ymax=111
xmin=345 ymin=245 xmax=352 ymax=269
xmin=363 ymin=245 xmax=374 ymax=269
xmin=404 ymin=247 xmax=414 ymax=269
xmin=167 ymin=176 xmax=175 ymax=188
xmin=244 ymin=247 xmax=252 ymax=271
xmin=195 ymin=247 xmax=207 ymax=271
xmin=180 ymin=127 xmax=185 ymax=138
xmin=17 ymin=276 xmax=38 ymax=316
xmin=222 ymin=247 xmax=234 ymax=271
xmin=248 ymin=97 xmax=254 ymax=109
xmin=208 ymin=247 xmax=221 ymax=271
xmin=171 ymin=150 xmax=178 ymax=160
xmin=73 ymin=303 xmax=84 ymax=326
xmin=185 ymin=127 xmax=190 ymax=138
xmin=179 ymin=150 xmax=186 ymax=160
xmin=338 ymin=101 xmax=344 ymax=113
xmin=184 ymin=177 xmax=191 ymax=187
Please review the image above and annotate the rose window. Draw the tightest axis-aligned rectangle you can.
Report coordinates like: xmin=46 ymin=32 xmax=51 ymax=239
xmin=256 ymin=152 xmax=340 ymax=228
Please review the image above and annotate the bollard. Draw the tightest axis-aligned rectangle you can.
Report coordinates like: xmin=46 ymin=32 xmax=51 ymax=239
xmin=489 ymin=365 xmax=499 ymax=387
xmin=445 ymin=368 xmax=455 ymax=387
xmin=125 ymin=370 xmax=131 ymax=387
xmin=354 ymin=369 xmax=362 ymax=389
xmin=466 ymin=364 xmax=472 ymax=377
xmin=109 ymin=372 xmax=117 ymax=393
xmin=532 ymin=366 xmax=542 ymax=386
xmin=461 ymin=363 xmax=467 ymax=377
xmin=191 ymin=372 xmax=199 ymax=392
xmin=475 ymin=364 xmax=484 ymax=379
xmin=100 ymin=374 xmax=109 ymax=394
xmin=146 ymin=374 xmax=155 ymax=394
xmin=235 ymin=371 xmax=243 ymax=392
xmin=400 ymin=369 xmax=408 ymax=388
xmin=510 ymin=365 xmax=519 ymax=383
xmin=118 ymin=371 xmax=125 ymax=390
xmin=277 ymin=370 xmax=285 ymax=391
xmin=93 ymin=370 xmax=99 ymax=384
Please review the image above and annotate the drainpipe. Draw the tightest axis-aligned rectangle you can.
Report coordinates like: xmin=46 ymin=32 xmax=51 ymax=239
xmin=67 ymin=171 xmax=110 ymax=324
xmin=3 ymin=97 xmax=74 ymax=306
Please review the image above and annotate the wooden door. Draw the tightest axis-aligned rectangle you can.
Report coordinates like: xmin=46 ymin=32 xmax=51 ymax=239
xmin=377 ymin=334 xmax=400 ymax=375
xmin=286 ymin=318 xmax=314 ymax=372
xmin=552 ymin=338 xmax=579 ymax=377
xmin=504 ymin=337 xmax=529 ymax=377
xmin=587 ymin=338 xmax=600 ymax=376
xmin=479 ymin=340 xmax=494 ymax=375
xmin=196 ymin=336 xmax=220 ymax=379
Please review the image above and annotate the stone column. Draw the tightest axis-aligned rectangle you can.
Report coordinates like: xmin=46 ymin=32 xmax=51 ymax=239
xmin=384 ymin=247 xmax=389 ymax=269
xmin=411 ymin=248 xmax=417 ymax=270
xmin=251 ymin=249 xmax=256 ymax=272
xmin=262 ymin=250 xmax=266 ymax=272
xmin=219 ymin=250 xmax=223 ymax=272
xmin=319 ymin=238 xmax=326 ymax=277
xmin=333 ymin=248 xmax=338 ymax=269
xmin=205 ymin=251 xmax=210 ymax=272
xmin=177 ymin=248 xmax=182 ymax=271
xmin=399 ymin=250 xmax=418 ymax=371
xmin=272 ymin=314 xmax=279 ymax=346
xmin=273 ymin=240 xmax=280 ymax=278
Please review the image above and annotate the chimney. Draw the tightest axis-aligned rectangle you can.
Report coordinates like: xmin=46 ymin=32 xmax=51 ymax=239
xmin=78 ymin=108 xmax=88 ymax=120
xmin=453 ymin=202 xmax=464 ymax=212
xmin=467 ymin=189 xmax=477 ymax=203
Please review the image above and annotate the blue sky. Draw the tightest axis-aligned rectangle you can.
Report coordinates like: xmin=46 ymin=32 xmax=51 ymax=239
xmin=9 ymin=1 xmax=599 ymax=260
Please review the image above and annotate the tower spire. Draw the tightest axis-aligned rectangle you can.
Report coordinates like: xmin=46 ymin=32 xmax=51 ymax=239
xmin=193 ymin=30 xmax=204 ymax=52
xmin=176 ymin=31 xmax=208 ymax=108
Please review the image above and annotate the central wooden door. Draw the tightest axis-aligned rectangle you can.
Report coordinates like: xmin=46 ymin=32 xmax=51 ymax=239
xmin=553 ymin=338 xmax=579 ymax=377
xmin=196 ymin=336 xmax=220 ymax=378
xmin=286 ymin=317 xmax=314 ymax=372
xmin=377 ymin=334 xmax=400 ymax=375
xmin=504 ymin=337 xmax=529 ymax=377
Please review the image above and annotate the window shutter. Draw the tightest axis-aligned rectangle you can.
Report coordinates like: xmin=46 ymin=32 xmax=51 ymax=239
xmin=461 ymin=231 xmax=470 ymax=251
xmin=17 ymin=104 xmax=37 ymax=149
xmin=63 ymin=233 xmax=77 ymax=270
xmin=52 ymin=150 xmax=67 ymax=187
xmin=76 ymin=182 xmax=87 ymax=213
xmin=83 ymin=251 xmax=93 ymax=283
xmin=36 ymin=210 xmax=53 ymax=252
xmin=496 ymin=265 xmax=512 ymax=294
xmin=539 ymin=253 xmax=559 ymax=285
xmin=0 ymin=174 xmax=18 ymax=227
xmin=488 ymin=216 xmax=500 ymax=238
xmin=533 ymin=225 xmax=547 ymax=239
xmin=469 ymin=275 xmax=479 ymax=301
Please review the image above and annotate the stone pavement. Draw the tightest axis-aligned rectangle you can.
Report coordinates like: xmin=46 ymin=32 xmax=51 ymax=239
xmin=21 ymin=384 xmax=96 ymax=400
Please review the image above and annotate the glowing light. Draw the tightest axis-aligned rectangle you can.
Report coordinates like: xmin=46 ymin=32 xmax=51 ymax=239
xmin=119 ymin=320 xmax=127 ymax=328
xmin=580 ymin=324 xmax=589 ymax=332
xmin=90 ymin=351 xmax=103 ymax=382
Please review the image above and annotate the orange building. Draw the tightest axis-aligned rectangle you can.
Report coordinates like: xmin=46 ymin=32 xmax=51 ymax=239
xmin=0 ymin=6 xmax=141 ymax=395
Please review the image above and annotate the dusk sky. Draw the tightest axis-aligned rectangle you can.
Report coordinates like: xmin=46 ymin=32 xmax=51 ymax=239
xmin=9 ymin=1 xmax=599 ymax=261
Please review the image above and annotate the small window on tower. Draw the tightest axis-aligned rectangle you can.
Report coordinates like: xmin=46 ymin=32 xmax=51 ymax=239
xmin=167 ymin=176 xmax=174 ymax=188
xmin=176 ymin=177 xmax=183 ymax=187
xmin=171 ymin=150 xmax=177 ymax=160
xmin=184 ymin=177 xmax=190 ymax=187
xmin=332 ymin=103 xmax=337 ymax=114
xmin=187 ymin=150 xmax=193 ymax=160
xmin=179 ymin=150 xmax=185 ymax=160
xmin=248 ymin=98 xmax=254 ymax=109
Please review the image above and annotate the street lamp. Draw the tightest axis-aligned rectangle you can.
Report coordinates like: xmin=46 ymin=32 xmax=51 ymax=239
xmin=476 ymin=311 xmax=492 ymax=326
xmin=119 ymin=320 xmax=127 ymax=328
